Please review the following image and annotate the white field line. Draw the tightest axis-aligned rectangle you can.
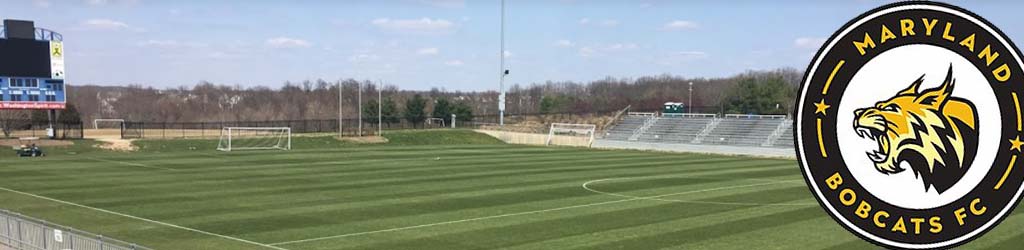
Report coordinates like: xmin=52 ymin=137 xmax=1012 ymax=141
xmin=86 ymin=157 xmax=178 ymax=171
xmin=269 ymin=180 xmax=791 ymax=246
xmin=0 ymin=186 xmax=288 ymax=250
xmin=582 ymin=177 xmax=817 ymax=206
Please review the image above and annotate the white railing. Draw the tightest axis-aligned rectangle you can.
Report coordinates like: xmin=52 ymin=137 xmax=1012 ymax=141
xmin=628 ymin=116 xmax=658 ymax=141
xmin=661 ymin=113 xmax=717 ymax=118
xmin=626 ymin=112 xmax=657 ymax=117
xmin=0 ymin=210 xmax=149 ymax=250
xmin=693 ymin=118 xmax=721 ymax=143
xmin=763 ymin=119 xmax=792 ymax=146
xmin=724 ymin=114 xmax=788 ymax=119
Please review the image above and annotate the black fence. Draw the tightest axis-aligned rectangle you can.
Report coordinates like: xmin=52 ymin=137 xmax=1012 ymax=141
xmin=0 ymin=120 xmax=83 ymax=139
xmin=121 ymin=118 xmax=451 ymax=139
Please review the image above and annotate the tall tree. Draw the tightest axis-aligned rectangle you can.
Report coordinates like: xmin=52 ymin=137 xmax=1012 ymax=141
xmin=362 ymin=99 xmax=380 ymax=125
xmin=432 ymin=97 xmax=452 ymax=119
xmin=404 ymin=94 xmax=427 ymax=127
xmin=381 ymin=97 xmax=400 ymax=126
xmin=452 ymin=101 xmax=474 ymax=124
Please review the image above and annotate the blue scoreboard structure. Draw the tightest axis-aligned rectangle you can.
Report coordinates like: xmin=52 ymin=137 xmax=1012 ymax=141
xmin=0 ymin=19 xmax=66 ymax=110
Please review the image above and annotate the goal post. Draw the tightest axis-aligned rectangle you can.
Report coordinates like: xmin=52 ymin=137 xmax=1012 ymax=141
xmin=547 ymin=123 xmax=596 ymax=147
xmin=217 ymin=127 xmax=291 ymax=152
xmin=93 ymin=119 xmax=125 ymax=129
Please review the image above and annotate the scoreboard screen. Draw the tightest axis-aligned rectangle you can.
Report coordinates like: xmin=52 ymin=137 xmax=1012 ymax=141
xmin=0 ymin=19 xmax=67 ymax=110
xmin=0 ymin=39 xmax=51 ymax=78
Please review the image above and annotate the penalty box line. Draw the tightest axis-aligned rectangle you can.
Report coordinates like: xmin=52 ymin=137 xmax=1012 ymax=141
xmin=0 ymin=186 xmax=288 ymax=250
xmin=268 ymin=180 xmax=792 ymax=246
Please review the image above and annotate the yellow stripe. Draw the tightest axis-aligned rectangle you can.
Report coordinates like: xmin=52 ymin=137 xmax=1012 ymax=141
xmin=1013 ymin=92 xmax=1021 ymax=132
xmin=817 ymin=119 xmax=828 ymax=158
xmin=996 ymin=155 xmax=1017 ymax=190
xmin=822 ymin=60 xmax=845 ymax=95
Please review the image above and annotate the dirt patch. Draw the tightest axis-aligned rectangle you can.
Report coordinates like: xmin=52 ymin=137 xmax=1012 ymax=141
xmin=94 ymin=138 xmax=138 ymax=152
xmin=0 ymin=139 xmax=74 ymax=148
xmin=338 ymin=136 xmax=388 ymax=144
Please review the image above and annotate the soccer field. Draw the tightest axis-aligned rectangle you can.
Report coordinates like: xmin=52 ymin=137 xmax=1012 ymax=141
xmin=0 ymin=131 xmax=1021 ymax=250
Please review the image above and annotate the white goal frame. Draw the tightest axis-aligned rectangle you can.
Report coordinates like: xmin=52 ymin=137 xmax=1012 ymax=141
xmin=547 ymin=123 xmax=597 ymax=147
xmin=93 ymin=119 xmax=125 ymax=129
xmin=217 ymin=127 xmax=292 ymax=152
xmin=426 ymin=118 xmax=446 ymax=127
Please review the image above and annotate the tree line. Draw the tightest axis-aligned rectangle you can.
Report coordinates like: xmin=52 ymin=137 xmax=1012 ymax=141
xmin=1 ymin=68 xmax=803 ymax=133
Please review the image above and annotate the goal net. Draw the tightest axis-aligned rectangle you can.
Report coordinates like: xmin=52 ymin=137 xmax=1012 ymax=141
xmin=93 ymin=119 xmax=125 ymax=129
xmin=217 ymin=127 xmax=291 ymax=151
xmin=547 ymin=123 xmax=596 ymax=147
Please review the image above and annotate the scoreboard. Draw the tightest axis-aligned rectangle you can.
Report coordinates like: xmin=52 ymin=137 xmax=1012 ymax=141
xmin=0 ymin=19 xmax=66 ymax=110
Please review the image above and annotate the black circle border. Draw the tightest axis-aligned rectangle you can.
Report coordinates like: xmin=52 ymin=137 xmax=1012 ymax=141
xmin=792 ymin=1 xmax=1024 ymax=249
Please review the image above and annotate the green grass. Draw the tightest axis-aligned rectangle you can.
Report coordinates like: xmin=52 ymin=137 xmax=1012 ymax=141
xmin=0 ymin=130 xmax=1021 ymax=249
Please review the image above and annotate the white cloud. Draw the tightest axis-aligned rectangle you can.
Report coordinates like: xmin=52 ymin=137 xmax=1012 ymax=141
xmin=444 ymin=60 xmax=464 ymax=66
xmin=662 ymin=20 xmax=699 ymax=30
xmin=673 ymin=51 xmax=708 ymax=59
xmin=578 ymin=43 xmax=639 ymax=57
xmin=578 ymin=47 xmax=596 ymax=57
xmin=794 ymin=37 xmax=827 ymax=49
xmin=137 ymin=40 xmax=208 ymax=49
xmin=553 ymin=40 xmax=575 ymax=48
xmin=372 ymin=18 xmax=455 ymax=34
xmin=579 ymin=18 xmax=618 ymax=27
xmin=265 ymin=37 xmax=312 ymax=48
xmin=84 ymin=0 xmax=138 ymax=6
xmin=606 ymin=43 xmax=638 ymax=50
xmin=419 ymin=0 xmax=465 ymax=8
xmin=33 ymin=0 xmax=51 ymax=8
xmin=503 ymin=50 xmax=513 ymax=58
xmin=80 ymin=19 xmax=140 ymax=31
xmin=349 ymin=54 xmax=380 ymax=63
xmin=417 ymin=47 xmax=440 ymax=55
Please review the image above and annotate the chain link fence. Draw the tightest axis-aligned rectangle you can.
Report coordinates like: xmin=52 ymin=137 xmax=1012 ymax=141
xmin=0 ymin=120 xmax=83 ymax=139
xmin=0 ymin=210 xmax=150 ymax=250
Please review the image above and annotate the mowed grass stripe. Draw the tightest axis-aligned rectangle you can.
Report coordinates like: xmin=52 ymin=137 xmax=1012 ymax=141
xmin=30 ymin=148 xmax=675 ymax=194
xmin=0 ymin=145 xmax=574 ymax=182
xmin=220 ymin=165 xmax=801 ymax=242
xmin=307 ymin=180 xmax=811 ymax=249
xmin=31 ymin=150 xmax=708 ymax=210
xmin=154 ymin=161 xmax=798 ymax=225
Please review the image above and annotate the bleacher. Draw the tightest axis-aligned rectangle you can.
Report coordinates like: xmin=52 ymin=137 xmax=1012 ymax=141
xmin=637 ymin=115 xmax=715 ymax=143
xmin=702 ymin=115 xmax=786 ymax=146
xmin=601 ymin=113 xmax=793 ymax=148
xmin=601 ymin=114 xmax=649 ymax=140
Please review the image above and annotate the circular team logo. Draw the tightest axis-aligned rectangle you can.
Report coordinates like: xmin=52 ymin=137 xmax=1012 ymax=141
xmin=795 ymin=2 xmax=1024 ymax=249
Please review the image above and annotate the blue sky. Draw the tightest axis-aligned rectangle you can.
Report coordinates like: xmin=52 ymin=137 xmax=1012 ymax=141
xmin=2 ymin=0 xmax=1023 ymax=91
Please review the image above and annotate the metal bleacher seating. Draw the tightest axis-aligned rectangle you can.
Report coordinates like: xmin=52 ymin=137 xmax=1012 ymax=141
xmin=637 ymin=115 xmax=715 ymax=143
xmin=601 ymin=113 xmax=794 ymax=148
xmin=702 ymin=115 xmax=787 ymax=146
xmin=602 ymin=115 xmax=649 ymax=140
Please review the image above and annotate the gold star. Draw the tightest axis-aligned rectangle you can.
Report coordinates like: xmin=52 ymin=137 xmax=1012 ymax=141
xmin=814 ymin=99 xmax=831 ymax=115
xmin=1010 ymin=136 xmax=1024 ymax=153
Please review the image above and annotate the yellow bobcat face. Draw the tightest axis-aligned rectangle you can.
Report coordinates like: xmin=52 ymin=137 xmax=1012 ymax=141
xmin=852 ymin=67 xmax=979 ymax=193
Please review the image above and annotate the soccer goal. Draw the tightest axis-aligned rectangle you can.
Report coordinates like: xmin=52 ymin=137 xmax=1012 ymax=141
xmin=426 ymin=118 xmax=446 ymax=127
xmin=217 ymin=127 xmax=291 ymax=152
xmin=547 ymin=123 xmax=596 ymax=147
xmin=93 ymin=119 xmax=125 ymax=129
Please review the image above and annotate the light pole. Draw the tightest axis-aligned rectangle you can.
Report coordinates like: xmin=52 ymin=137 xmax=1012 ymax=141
xmin=688 ymin=82 xmax=693 ymax=113
xmin=358 ymin=81 xmax=362 ymax=136
xmin=498 ymin=0 xmax=507 ymax=126
xmin=378 ymin=80 xmax=383 ymax=136
xmin=344 ymin=81 xmax=348 ymax=136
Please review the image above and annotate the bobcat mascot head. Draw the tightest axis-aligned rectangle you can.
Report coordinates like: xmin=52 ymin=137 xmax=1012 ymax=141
xmin=852 ymin=66 xmax=979 ymax=193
